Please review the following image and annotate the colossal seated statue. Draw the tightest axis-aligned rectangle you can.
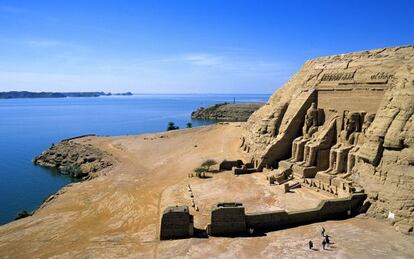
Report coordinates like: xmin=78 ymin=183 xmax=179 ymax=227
xmin=289 ymin=102 xmax=319 ymax=162
xmin=300 ymin=113 xmax=338 ymax=168
xmin=324 ymin=112 xmax=362 ymax=175
xmin=347 ymin=113 xmax=375 ymax=173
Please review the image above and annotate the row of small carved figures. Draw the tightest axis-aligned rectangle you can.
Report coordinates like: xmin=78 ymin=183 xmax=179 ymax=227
xmin=370 ymin=72 xmax=392 ymax=80
xmin=321 ymin=72 xmax=354 ymax=81
xmin=320 ymin=72 xmax=392 ymax=82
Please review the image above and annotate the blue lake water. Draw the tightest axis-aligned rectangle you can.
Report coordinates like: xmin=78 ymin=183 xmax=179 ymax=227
xmin=0 ymin=94 xmax=270 ymax=225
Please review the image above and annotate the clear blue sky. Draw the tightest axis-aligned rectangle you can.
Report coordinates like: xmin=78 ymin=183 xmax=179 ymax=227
xmin=0 ymin=0 xmax=412 ymax=94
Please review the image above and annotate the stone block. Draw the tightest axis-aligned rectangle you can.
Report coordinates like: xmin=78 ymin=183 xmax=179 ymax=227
xmin=209 ymin=202 xmax=246 ymax=236
xmin=292 ymin=164 xmax=318 ymax=178
xmin=160 ymin=205 xmax=194 ymax=240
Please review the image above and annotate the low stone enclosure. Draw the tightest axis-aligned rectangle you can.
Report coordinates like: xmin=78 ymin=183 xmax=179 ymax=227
xmin=208 ymin=202 xmax=246 ymax=236
xmin=160 ymin=193 xmax=366 ymax=239
xmin=219 ymin=160 xmax=244 ymax=170
xmin=243 ymin=193 xmax=366 ymax=234
xmin=160 ymin=206 xmax=194 ymax=240
xmin=219 ymin=159 xmax=257 ymax=175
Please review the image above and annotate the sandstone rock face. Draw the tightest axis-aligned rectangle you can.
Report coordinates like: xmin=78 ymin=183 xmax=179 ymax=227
xmin=33 ymin=140 xmax=114 ymax=179
xmin=241 ymin=45 xmax=414 ymax=233
xmin=191 ymin=102 xmax=264 ymax=122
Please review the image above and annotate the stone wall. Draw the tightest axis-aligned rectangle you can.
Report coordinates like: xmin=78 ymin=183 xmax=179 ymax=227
xmin=206 ymin=194 xmax=366 ymax=236
xmin=219 ymin=160 xmax=243 ymax=171
xmin=160 ymin=206 xmax=194 ymax=240
xmin=245 ymin=193 xmax=366 ymax=230
xmin=207 ymin=203 xmax=246 ymax=236
xmin=232 ymin=168 xmax=257 ymax=175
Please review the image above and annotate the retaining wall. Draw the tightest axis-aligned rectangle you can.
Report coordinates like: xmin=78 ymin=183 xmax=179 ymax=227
xmin=245 ymin=193 xmax=366 ymax=230
xmin=219 ymin=160 xmax=243 ymax=171
xmin=233 ymin=168 xmax=257 ymax=175
xmin=208 ymin=203 xmax=246 ymax=236
xmin=160 ymin=206 xmax=194 ymax=240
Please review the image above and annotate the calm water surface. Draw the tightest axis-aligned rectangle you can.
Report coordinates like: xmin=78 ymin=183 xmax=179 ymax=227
xmin=0 ymin=94 xmax=270 ymax=224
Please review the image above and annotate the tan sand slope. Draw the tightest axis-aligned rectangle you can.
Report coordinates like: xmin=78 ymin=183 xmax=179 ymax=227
xmin=0 ymin=123 xmax=413 ymax=258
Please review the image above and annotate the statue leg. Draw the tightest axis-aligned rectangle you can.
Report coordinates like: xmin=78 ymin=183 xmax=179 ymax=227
xmin=335 ymin=150 xmax=345 ymax=174
xmin=296 ymin=139 xmax=308 ymax=162
xmin=337 ymin=147 xmax=353 ymax=174
xmin=347 ymin=152 xmax=355 ymax=173
xmin=330 ymin=149 xmax=337 ymax=170
xmin=289 ymin=140 xmax=298 ymax=162
xmin=299 ymin=145 xmax=310 ymax=166
xmin=305 ymin=146 xmax=317 ymax=167
xmin=322 ymin=149 xmax=336 ymax=173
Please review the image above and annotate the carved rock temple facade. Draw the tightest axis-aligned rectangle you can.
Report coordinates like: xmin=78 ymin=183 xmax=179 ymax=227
xmin=241 ymin=46 xmax=414 ymax=233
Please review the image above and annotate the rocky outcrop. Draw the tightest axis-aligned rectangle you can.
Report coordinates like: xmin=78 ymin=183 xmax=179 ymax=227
xmin=33 ymin=140 xmax=114 ymax=179
xmin=191 ymin=102 xmax=264 ymax=122
xmin=351 ymin=71 xmax=414 ymax=234
xmin=241 ymin=45 xmax=414 ymax=234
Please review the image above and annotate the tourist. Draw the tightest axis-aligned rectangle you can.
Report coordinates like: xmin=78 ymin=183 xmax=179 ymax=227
xmin=325 ymin=235 xmax=331 ymax=248
xmin=322 ymin=239 xmax=326 ymax=250
xmin=321 ymin=226 xmax=326 ymax=237
xmin=308 ymin=240 xmax=314 ymax=250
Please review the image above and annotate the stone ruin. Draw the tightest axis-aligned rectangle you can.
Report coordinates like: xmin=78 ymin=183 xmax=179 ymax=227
xmin=218 ymin=159 xmax=256 ymax=175
xmin=160 ymin=205 xmax=194 ymax=240
xmin=161 ymin=194 xmax=366 ymax=239
xmin=207 ymin=202 xmax=246 ymax=236
xmin=219 ymin=160 xmax=244 ymax=170
xmin=241 ymin=45 xmax=414 ymax=234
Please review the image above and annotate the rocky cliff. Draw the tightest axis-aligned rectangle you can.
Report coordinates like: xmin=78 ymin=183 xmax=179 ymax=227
xmin=191 ymin=102 xmax=264 ymax=122
xmin=241 ymin=45 xmax=414 ymax=234
xmin=33 ymin=138 xmax=114 ymax=179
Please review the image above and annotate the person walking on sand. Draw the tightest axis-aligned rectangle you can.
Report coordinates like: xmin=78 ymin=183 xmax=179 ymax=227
xmin=308 ymin=240 xmax=313 ymax=250
xmin=325 ymin=235 xmax=331 ymax=248
xmin=322 ymin=239 xmax=326 ymax=250
xmin=321 ymin=226 xmax=326 ymax=237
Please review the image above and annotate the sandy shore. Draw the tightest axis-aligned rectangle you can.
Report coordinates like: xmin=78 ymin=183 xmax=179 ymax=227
xmin=0 ymin=123 xmax=413 ymax=258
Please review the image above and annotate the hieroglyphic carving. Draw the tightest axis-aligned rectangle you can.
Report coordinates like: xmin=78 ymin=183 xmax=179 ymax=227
xmin=370 ymin=72 xmax=392 ymax=80
xmin=321 ymin=71 xmax=355 ymax=81
xmin=366 ymin=72 xmax=393 ymax=84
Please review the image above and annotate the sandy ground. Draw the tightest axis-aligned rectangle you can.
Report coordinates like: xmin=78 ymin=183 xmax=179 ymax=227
xmin=0 ymin=123 xmax=413 ymax=258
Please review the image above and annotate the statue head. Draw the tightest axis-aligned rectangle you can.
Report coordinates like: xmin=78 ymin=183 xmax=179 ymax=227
xmin=345 ymin=112 xmax=360 ymax=137
xmin=305 ymin=102 xmax=318 ymax=126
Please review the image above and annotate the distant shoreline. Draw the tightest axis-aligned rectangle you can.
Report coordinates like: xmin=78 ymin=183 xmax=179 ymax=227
xmin=0 ymin=91 xmax=133 ymax=99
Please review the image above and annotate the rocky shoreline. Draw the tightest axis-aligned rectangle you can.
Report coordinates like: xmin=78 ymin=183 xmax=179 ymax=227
xmin=33 ymin=139 xmax=114 ymax=179
xmin=191 ymin=102 xmax=264 ymax=122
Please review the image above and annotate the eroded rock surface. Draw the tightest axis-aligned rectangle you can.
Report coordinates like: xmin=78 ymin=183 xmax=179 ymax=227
xmin=191 ymin=102 xmax=264 ymax=122
xmin=33 ymin=139 xmax=114 ymax=179
xmin=241 ymin=45 xmax=414 ymax=234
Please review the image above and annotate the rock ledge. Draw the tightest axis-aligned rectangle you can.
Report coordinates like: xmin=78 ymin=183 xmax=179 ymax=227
xmin=33 ymin=139 xmax=114 ymax=179
xmin=191 ymin=102 xmax=264 ymax=122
